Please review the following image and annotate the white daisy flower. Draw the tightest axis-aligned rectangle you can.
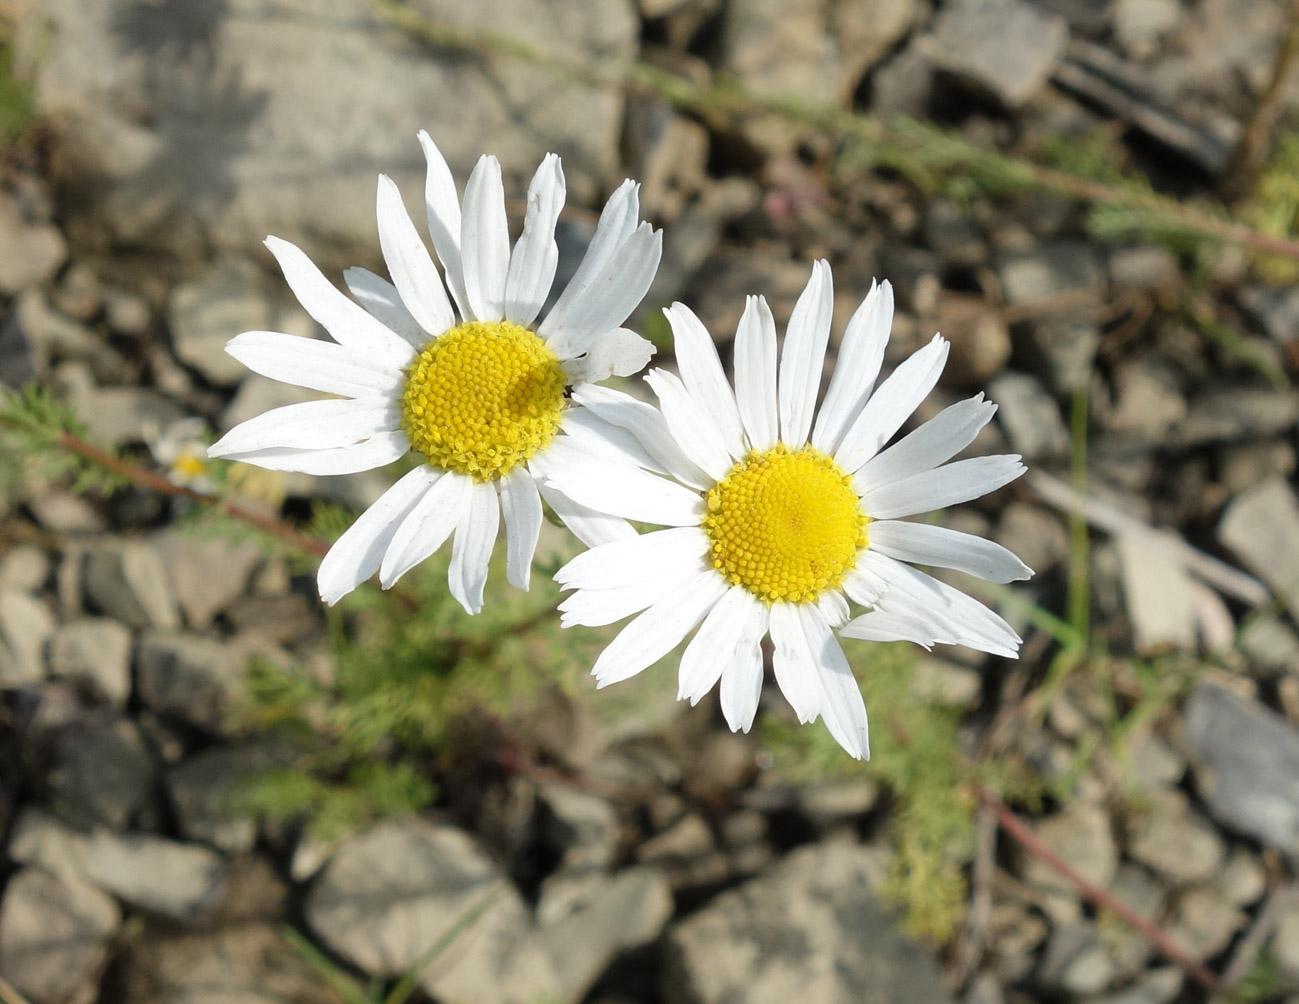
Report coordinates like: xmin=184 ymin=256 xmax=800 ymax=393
xmin=208 ymin=132 xmax=662 ymax=613
xmin=543 ymin=261 xmax=1032 ymax=759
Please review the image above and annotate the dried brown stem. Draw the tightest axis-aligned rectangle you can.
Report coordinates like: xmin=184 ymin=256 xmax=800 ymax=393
xmin=977 ymin=786 xmax=1222 ymax=995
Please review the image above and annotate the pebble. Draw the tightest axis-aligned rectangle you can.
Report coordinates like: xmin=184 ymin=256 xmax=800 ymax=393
xmin=1218 ymin=440 xmax=1296 ymax=495
xmin=1218 ymin=477 xmax=1299 ymax=624
xmin=1106 ymin=358 xmax=1187 ymax=442
xmin=0 ymin=191 xmax=68 ymax=295
xmin=1020 ymin=801 xmax=1117 ymax=915
xmin=167 ymin=258 xmax=272 ymax=386
xmin=934 ymin=294 xmax=1012 ymax=387
xmin=1164 ymin=885 xmax=1245 ymax=959
xmin=1125 ymin=789 xmax=1224 ymax=884
xmin=48 ymin=617 xmax=134 ymax=706
xmin=81 ymin=830 xmax=228 ymax=923
xmin=166 ymin=745 xmax=273 ymax=854
xmin=150 ymin=531 xmax=262 ymax=628
xmin=0 ymin=543 xmax=50 ymax=592
xmin=1176 ymin=388 xmax=1299 ymax=447
xmin=0 ymin=587 xmax=55 ymax=686
xmin=84 ymin=541 xmax=179 ymax=629
xmin=988 ymin=371 xmax=1070 ymax=462
xmin=928 ymin=0 xmax=1069 ymax=108
xmin=537 ymin=779 xmax=621 ymax=871
xmin=994 ymin=502 xmax=1069 ymax=577
xmin=47 ymin=718 xmax=155 ymax=831
xmin=1036 ymin=922 xmax=1116 ymax=995
xmin=136 ymin=630 xmax=245 ymax=734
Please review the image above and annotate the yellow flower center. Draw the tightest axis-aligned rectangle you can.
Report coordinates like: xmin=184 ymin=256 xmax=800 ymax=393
xmin=702 ymin=445 xmax=868 ymax=604
xmin=400 ymin=320 xmax=567 ymax=481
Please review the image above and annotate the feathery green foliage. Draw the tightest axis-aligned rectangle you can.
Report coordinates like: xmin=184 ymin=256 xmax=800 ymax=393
xmin=1240 ymin=133 xmax=1299 ymax=284
xmin=0 ymin=383 xmax=129 ymax=497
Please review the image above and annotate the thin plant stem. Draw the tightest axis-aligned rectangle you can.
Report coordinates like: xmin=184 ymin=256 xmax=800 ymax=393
xmin=1066 ymin=388 xmax=1090 ymax=644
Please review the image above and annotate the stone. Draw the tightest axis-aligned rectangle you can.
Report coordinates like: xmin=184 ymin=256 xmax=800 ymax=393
xmin=168 ymin=258 xmax=272 ymax=386
xmin=538 ymin=780 xmax=620 ymax=871
xmin=136 ymin=630 xmax=245 ymax=733
xmin=1216 ymin=848 xmax=1265 ymax=906
xmin=1241 ymin=285 xmax=1299 ymax=347
xmin=934 ymin=295 xmax=1011 ymax=387
xmin=1104 ymin=865 xmax=1165 ymax=973
xmin=1184 ymin=683 xmax=1299 ymax=852
xmin=150 ymin=532 xmax=262 ymax=628
xmin=1116 ymin=533 xmax=1199 ymax=653
xmin=0 ymin=866 xmax=120 ymax=1004
xmin=1219 ymin=478 xmax=1299 ymax=623
xmin=48 ymin=718 xmax=155 ymax=831
xmin=48 ymin=618 xmax=133 ymax=706
xmin=0 ymin=191 xmax=67 ymax=295
xmin=102 ymin=283 xmax=152 ymax=337
xmin=995 ymin=502 xmax=1068 ymax=576
xmin=26 ymin=491 xmax=106 ymax=534
xmin=1218 ymin=440 xmax=1296 ymax=495
xmin=1020 ymin=802 xmax=1117 ymax=903
xmin=1114 ymin=0 xmax=1182 ymax=49
xmin=166 ymin=745 xmax=270 ymax=854
xmin=84 ymin=541 xmax=179 ymax=629
xmin=1239 ymin=617 xmax=1299 ymax=677
xmin=1109 ymin=246 xmax=1180 ymax=291
xmin=1036 ymin=923 xmax=1116 ymax=995
xmin=911 ymin=657 xmax=981 ymax=708
xmin=81 ymin=831 xmax=228 ymax=923
xmin=67 ymin=381 xmax=186 ymax=451
xmin=798 ymin=780 xmax=881 ymax=827
xmin=1088 ymin=968 xmax=1183 ymax=1004
xmin=637 ymin=813 xmax=714 ymax=864
xmin=536 ymin=867 xmax=673 ymax=1004
xmin=1124 ymin=733 xmax=1184 ymax=791
xmin=13 ymin=0 xmax=636 ymax=265
xmin=0 ymin=543 xmax=51 ymax=592
xmin=1176 ymin=389 xmax=1299 ymax=447
xmin=683 ymin=732 xmax=758 ymax=802
xmin=988 ymin=372 xmax=1069 ymax=462
xmin=119 ymin=923 xmax=345 ymax=1004
xmin=306 ymin=818 xmax=560 ymax=1002
xmin=999 ymin=243 xmax=1103 ymax=391
xmin=1106 ymin=359 xmax=1186 ymax=442
xmin=928 ymin=0 xmax=1069 ymax=108
xmin=1273 ymin=906 xmax=1299 ymax=987
xmin=663 ymin=841 xmax=953 ymax=1003
xmin=53 ymin=263 xmax=102 ymax=322
xmin=0 ymin=587 xmax=55 ymax=686
xmin=1164 ymin=886 xmax=1244 ymax=959
xmin=1125 ymin=789 xmax=1224 ymax=884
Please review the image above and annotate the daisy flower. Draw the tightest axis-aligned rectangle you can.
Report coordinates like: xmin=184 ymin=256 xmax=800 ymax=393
xmin=208 ymin=133 xmax=662 ymax=613
xmin=543 ymin=261 xmax=1032 ymax=759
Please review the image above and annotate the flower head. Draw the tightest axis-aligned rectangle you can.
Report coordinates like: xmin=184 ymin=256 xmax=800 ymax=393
xmin=544 ymin=261 xmax=1032 ymax=759
xmin=209 ymin=133 xmax=662 ymax=613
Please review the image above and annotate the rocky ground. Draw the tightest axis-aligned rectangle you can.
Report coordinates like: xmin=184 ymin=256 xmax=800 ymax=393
xmin=2 ymin=0 xmax=1299 ymax=1002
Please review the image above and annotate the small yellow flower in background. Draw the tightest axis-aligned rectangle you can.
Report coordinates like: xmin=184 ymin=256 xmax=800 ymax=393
xmin=543 ymin=261 xmax=1033 ymax=759
xmin=208 ymin=132 xmax=663 ymax=614
xmin=144 ymin=416 xmax=217 ymax=493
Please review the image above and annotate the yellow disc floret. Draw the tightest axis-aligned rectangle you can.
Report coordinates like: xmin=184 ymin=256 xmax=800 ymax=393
xmin=400 ymin=320 xmax=567 ymax=481
xmin=702 ymin=445 xmax=868 ymax=604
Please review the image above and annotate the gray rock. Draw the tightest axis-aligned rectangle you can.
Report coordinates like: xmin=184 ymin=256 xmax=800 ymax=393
xmin=1104 ymin=865 xmax=1165 ymax=972
xmin=26 ymin=491 xmax=106 ymax=534
xmin=1124 ymin=733 xmax=1184 ymax=791
xmin=18 ymin=291 xmax=119 ymax=379
xmin=1218 ymin=440 xmax=1296 ymax=495
xmin=1116 ymin=532 xmax=1198 ymax=653
xmin=1109 ymin=246 xmax=1180 ymax=291
xmin=538 ymin=780 xmax=620 ymax=871
xmin=1273 ymin=905 xmax=1299 ymax=988
xmin=994 ymin=502 xmax=1068 ymax=576
xmin=1020 ymin=802 xmax=1117 ymax=904
xmin=119 ymin=923 xmax=345 ymax=1004
xmin=1164 ymin=886 xmax=1244 ymax=959
xmin=1184 ymin=683 xmax=1299 ymax=852
xmin=53 ymin=263 xmax=102 ymax=322
xmin=81 ymin=831 xmax=228 ymax=923
xmin=988 ymin=372 xmax=1069 ymax=462
xmin=1238 ymin=617 xmax=1299 ymax=678
xmin=663 ymin=841 xmax=953 ymax=1004
xmin=1106 ymin=358 xmax=1186 ymax=441
xmin=999 ymin=243 xmax=1103 ymax=391
xmin=9 ymin=808 xmax=93 ymax=882
xmin=48 ymin=618 xmax=133 ymax=706
xmin=168 ymin=259 xmax=272 ymax=386
xmin=166 ymin=745 xmax=270 ymax=853
xmin=1125 ymin=789 xmax=1224 ymax=884
xmin=935 ymin=295 xmax=1012 ymax=387
xmin=537 ymin=867 xmax=673 ymax=1004
xmin=69 ymin=384 xmax=188 ymax=451
xmin=929 ymin=0 xmax=1069 ymax=108
xmin=1240 ymin=285 xmax=1299 ymax=347
xmin=305 ymin=818 xmax=560 ymax=1001
xmin=84 ymin=541 xmax=179 ymax=629
xmin=102 ymin=283 xmax=152 ymax=337
xmin=1216 ymin=848 xmax=1265 ymax=907
xmin=1114 ymin=0 xmax=1182 ymax=49
xmin=1219 ymin=478 xmax=1299 ymax=623
xmin=1037 ymin=923 xmax=1116 ymax=995
xmin=0 ymin=543 xmax=51 ymax=592
xmin=0 ymin=587 xmax=56 ymax=686
xmin=150 ymin=532 xmax=262 ymax=628
xmin=0 ymin=191 xmax=67 ymax=295
xmin=1086 ymin=968 xmax=1183 ymax=1004
xmin=13 ymin=0 xmax=635 ymax=265
xmin=0 ymin=866 xmax=120 ymax=1004
xmin=48 ymin=718 xmax=155 ymax=831
xmin=136 ymin=630 xmax=244 ymax=733
xmin=1176 ymin=388 xmax=1299 ymax=447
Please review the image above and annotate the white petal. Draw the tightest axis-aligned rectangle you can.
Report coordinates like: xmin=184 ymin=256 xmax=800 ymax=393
xmin=733 ymin=295 xmax=778 ymax=451
xmin=209 ymin=398 xmax=399 ymax=456
xmin=504 ymin=154 xmax=565 ymax=327
xmin=856 ymin=394 xmax=997 ymax=491
xmin=645 ymin=369 xmax=734 ymax=482
xmin=665 ymin=303 xmax=745 ymax=457
xmin=768 ymin=602 xmax=821 ymax=723
xmin=868 ymin=520 xmax=1032 ymax=582
xmin=833 ymin=334 xmax=949 ymax=474
xmin=318 ymin=466 xmax=439 ymax=604
xmin=379 ymin=470 xmax=472 ymax=587
xmin=559 ymin=410 xmax=664 ymax=474
xmin=839 ymin=608 xmax=939 ymax=648
xmin=540 ymin=179 xmax=640 ymax=345
xmin=778 ymin=260 xmax=833 ymax=447
xmin=812 ymin=279 xmax=893 ymax=454
xmin=861 ymin=455 xmax=1026 ymax=520
xmin=541 ymin=223 xmax=662 ymax=359
xmin=817 ymin=589 xmax=850 ymax=628
xmin=678 ymin=585 xmax=754 ymax=704
xmin=590 ymin=569 xmax=728 ymax=687
xmin=227 ymin=431 xmax=409 ymax=475
xmin=224 ymin=330 xmax=402 ymax=398
xmin=842 ymin=566 xmax=888 ymax=608
xmin=418 ymin=130 xmax=469 ymax=318
xmin=559 ymin=557 xmax=704 ymax=628
xmin=264 ymin=236 xmax=413 ymax=367
xmin=861 ymin=551 xmax=1022 ymax=657
xmin=569 ymin=328 xmax=655 ymax=383
xmin=545 ymin=458 xmax=704 ymax=527
xmin=719 ymin=592 xmax=768 ymax=733
xmin=499 ymin=467 xmax=543 ymax=590
xmin=570 ymin=384 xmax=711 ymax=490
xmin=530 ymin=455 xmax=636 ymax=547
xmin=449 ymin=479 xmax=500 ymax=613
xmin=342 ymin=268 xmax=426 ymax=347
xmin=376 ymin=174 xmax=455 ymax=336
xmin=799 ymin=604 xmax=869 ymax=760
xmin=460 ymin=155 xmax=510 ymax=323
xmin=556 ymin=526 xmax=710 ymax=590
